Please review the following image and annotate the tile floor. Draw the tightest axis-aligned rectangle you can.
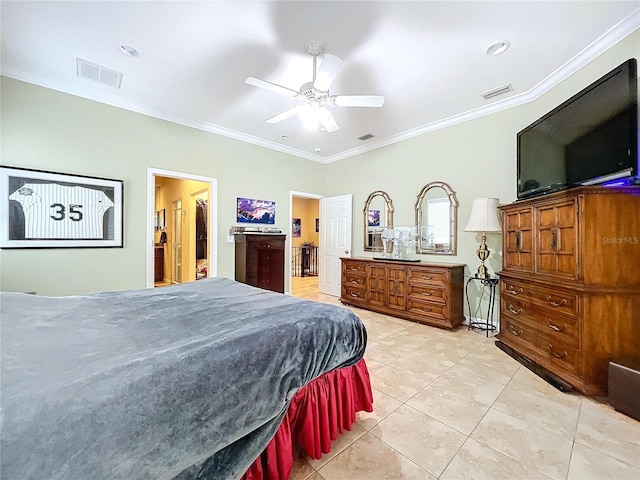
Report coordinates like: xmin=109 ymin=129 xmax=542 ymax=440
xmin=289 ymin=276 xmax=640 ymax=480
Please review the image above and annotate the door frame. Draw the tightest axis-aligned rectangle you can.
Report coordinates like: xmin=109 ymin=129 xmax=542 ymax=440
xmin=289 ymin=190 xmax=324 ymax=294
xmin=146 ymin=168 xmax=218 ymax=288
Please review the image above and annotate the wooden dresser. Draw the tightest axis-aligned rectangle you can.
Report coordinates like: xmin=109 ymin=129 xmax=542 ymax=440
xmin=340 ymin=257 xmax=465 ymax=329
xmin=235 ymin=234 xmax=286 ymax=294
xmin=497 ymin=186 xmax=640 ymax=396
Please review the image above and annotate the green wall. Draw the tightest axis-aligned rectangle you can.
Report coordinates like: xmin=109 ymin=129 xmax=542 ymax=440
xmin=1 ymin=30 xmax=637 ymax=297
xmin=0 ymin=78 xmax=325 ymax=294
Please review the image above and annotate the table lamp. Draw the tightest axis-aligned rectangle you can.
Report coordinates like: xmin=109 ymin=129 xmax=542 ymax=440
xmin=464 ymin=197 xmax=502 ymax=279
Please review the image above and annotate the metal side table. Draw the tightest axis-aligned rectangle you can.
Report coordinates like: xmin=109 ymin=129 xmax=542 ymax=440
xmin=466 ymin=276 xmax=499 ymax=337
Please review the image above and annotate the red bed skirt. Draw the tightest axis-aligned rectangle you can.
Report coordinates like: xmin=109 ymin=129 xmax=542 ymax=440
xmin=241 ymin=358 xmax=373 ymax=480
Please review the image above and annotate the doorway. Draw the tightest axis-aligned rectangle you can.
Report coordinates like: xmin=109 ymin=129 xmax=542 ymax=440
xmin=147 ymin=168 xmax=218 ymax=289
xmin=193 ymin=191 xmax=209 ymax=280
xmin=290 ymin=191 xmax=322 ymax=298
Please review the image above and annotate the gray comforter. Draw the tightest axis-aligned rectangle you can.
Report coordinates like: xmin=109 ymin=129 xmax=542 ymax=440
xmin=0 ymin=277 xmax=367 ymax=479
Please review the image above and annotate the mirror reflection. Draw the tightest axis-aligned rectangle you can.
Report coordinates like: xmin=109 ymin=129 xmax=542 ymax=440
xmin=414 ymin=181 xmax=458 ymax=255
xmin=363 ymin=191 xmax=394 ymax=252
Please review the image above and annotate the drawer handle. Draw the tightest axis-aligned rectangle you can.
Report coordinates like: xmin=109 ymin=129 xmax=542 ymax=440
xmin=508 ymin=304 xmax=523 ymax=315
xmin=549 ymin=344 xmax=567 ymax=359
xmin=506 ymin=285 xmax=523 ymax=295
xmin=547 ymin=319 xmax=566 ymax=332
xmin=508 ymin=324 xmax=523 ymax=336
xmin=350 ymin=267 xmax=359 ymax=272
xmin=351 ymin=280 xmax=360 ymax=284
xmin=546 ymin=296 xmax=567 ymax=307
xmin=421 ymin=291 xmax=433 ymax=296
xmin=421 ymin=275 xmax=433 ymax=280
xmin=421 ymin=307 xmax=433 ymax=312
xmin=350 ymin=292 xmax=359 ymax=298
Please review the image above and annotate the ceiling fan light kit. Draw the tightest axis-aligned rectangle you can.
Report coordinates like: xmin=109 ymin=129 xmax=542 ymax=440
xmin=245 ymin=41 xmax=384 ymax=132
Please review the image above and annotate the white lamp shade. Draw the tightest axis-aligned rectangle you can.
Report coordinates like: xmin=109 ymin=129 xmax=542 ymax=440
xmin=464 ymin=198 xmax=502 ymax=232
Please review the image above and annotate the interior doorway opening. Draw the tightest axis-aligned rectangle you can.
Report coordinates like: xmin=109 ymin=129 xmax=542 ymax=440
xmin=147 ymin=168 xmax=217 ymax=289
xmin=290 ymin=191 xmax=322 ymax=298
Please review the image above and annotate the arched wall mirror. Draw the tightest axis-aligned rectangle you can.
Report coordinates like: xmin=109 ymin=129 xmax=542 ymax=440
xmin=363 ymin=190 xmax=394 ymax=252
xmin=414 ymin=181 xmax=458 ymax=255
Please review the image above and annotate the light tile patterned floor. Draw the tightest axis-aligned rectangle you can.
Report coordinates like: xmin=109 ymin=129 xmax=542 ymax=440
xmin=290 ymin=277 xmax=640 ymax=480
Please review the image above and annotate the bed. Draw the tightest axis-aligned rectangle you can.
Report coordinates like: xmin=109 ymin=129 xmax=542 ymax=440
xmin=0 ymin=277 xmax=372 ymax=479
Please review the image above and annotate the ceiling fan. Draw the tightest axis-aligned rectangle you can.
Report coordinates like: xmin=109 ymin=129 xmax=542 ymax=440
xmin=245 ymin=41 xmax=384 ymax=132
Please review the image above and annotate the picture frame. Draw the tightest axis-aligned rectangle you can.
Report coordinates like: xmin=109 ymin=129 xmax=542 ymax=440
xmin=367 ymin=209 xmax=381 ymax=227
xmin=315 ymin=218 xmax=319 ymax=233
xmin=0 ymin=166 xmax=124 ymax=248
xmin=292 ymin=218 xmax=301 ymax=237
xmin=236 ymin=197 xmax=276 ymax=225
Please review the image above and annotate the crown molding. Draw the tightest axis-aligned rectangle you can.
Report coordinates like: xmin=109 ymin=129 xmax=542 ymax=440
xmin=0 ymin=66 xmax=327 ymax=164
xmin=2 ymin=8 xmax=637 ymax=165
xmin=325 ymin=8 xmax=639 ymax=163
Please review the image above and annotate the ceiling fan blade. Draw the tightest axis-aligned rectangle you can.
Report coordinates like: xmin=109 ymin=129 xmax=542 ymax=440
xmin=333 ymin=95 xmax=385 ymax=107
xmin=316 ymin=107 xmax=339 ymax=133
xmin=313 ymin=54 xmax=343 ymax=91
xmin=266 ymin=106 xmax=299 ymax=124
xmin=246 ymin=77 xmax=299 ymax=97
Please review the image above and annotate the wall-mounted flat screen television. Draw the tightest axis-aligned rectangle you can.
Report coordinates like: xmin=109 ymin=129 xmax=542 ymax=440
xmin=517 ymin=58 xmax=638 ymax=200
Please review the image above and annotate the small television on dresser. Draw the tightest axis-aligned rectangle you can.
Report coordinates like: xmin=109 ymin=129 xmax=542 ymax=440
xmin=517 ymin=58 xmax=638 ymax=200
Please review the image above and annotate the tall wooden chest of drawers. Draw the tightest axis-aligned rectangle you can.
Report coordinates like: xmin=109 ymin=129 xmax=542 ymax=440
xmin=235 ymin=234 xmax=286 ymax=294
xmin=497 ymin=186 xmax=640 ymax=396
xmin=341 ymin=257 xmax=465 ymax=329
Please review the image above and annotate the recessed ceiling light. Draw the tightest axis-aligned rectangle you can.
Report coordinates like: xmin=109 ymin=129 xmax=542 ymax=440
xmin=486 ymin=41 xmax=511 ymax=56
xmin=120 ymin=45 xmax=139 ymax=57
xmin=315 ymin=147 xmax=322 ymax=153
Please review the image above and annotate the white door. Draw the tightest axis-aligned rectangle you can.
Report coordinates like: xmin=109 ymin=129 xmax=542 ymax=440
xmin=320 ymin=194 xmax=352 ymax=296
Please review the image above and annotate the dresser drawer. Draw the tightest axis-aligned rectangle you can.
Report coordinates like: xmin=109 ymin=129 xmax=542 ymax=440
xmin=343 ymin=273 xmax=366 ymax=288
xmin=408 ymin=285 xmax=446 ymax=304
xmin=342 ymin=285 xmax=366 ymax=303
xmin=407 ymin=299 xmax=447 ymax=319
xmin=248 ymin=236 xmax=285 ymax=250
xmin=538 ymin=336 xmax=579 ymax=375
xmin=407 ymin=267 xmax=447 ymax=286
xmin=501 ymin=315 xmax=539 ymax=348
xmin=502 ymin=279 xmax=578 ymax=319
xmin=537 ymin=313 xmax=578 ymax=347
xmin=343 ymin=262 xmax=367 ymax=276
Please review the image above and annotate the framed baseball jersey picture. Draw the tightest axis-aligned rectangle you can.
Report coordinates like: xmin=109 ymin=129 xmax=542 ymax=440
xmin=0 ymin=166 xmax=123 ymax=248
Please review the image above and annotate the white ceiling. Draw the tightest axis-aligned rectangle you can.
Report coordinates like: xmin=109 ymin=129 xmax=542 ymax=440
xmin=2 ymin=1 xmax=638 ymax=163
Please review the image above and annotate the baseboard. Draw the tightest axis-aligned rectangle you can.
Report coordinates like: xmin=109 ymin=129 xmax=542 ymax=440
xmin=495 ymin=340 xmax=573 ymax=393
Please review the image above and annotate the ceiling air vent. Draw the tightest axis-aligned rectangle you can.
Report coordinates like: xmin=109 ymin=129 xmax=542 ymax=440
xmin=481 ymin=83 xmax=513 ymax=100
xmin=358 ymin=133 xmax=375 ymax=141
xmin=76 ymin=58 xmax=123 ymax=89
